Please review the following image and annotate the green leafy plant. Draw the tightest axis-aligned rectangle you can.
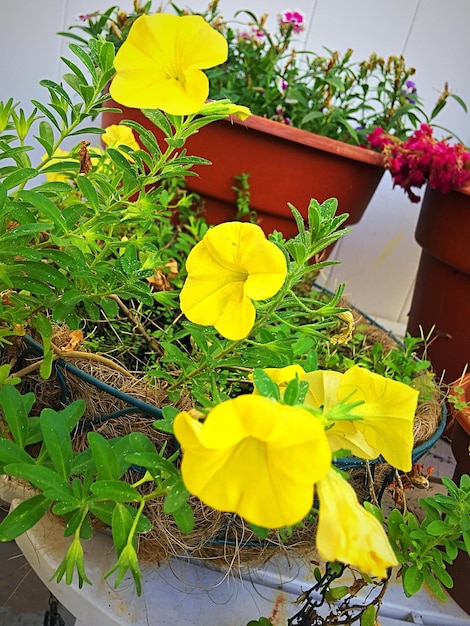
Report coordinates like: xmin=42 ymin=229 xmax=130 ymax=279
xmin=63 ymin=1 xmax=462 ymax=146
xmin=0 ymin=10 xmax=466 ymax=625
xmin=387 ymin=475 xmax=470 ymax=600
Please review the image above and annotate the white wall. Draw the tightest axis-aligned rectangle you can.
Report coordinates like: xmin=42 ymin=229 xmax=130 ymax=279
xmin=2 ymin=0 xmax=470 ymax=334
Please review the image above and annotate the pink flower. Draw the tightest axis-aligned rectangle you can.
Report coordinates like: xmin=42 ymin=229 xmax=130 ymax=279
xmin=238 ymin=27 xmax=266 ymax=42
xmin=367 ymin=124 xmax=470 ymax=202
xmin=279 ymin=10 xmax=305 ymax=33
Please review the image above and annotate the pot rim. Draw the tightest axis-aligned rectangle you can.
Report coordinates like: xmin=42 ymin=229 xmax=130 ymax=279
xmin=226 ymin=111 xmax=386 ymax=167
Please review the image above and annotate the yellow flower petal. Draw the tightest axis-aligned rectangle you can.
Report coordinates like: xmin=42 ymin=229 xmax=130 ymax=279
xmin=174 ymin=394 xmax=332 ymax=528
xmin=180 ymin=222 xmax=287 ymax=340
xmin=337 ymin=366 xmax=418 ymax=471
xmin=317 ymin=469 xmax=398 ymax=578
xmin=302 ymin=367 xmax=417 ymax=470
xmin=302 ymin=370 xmax=343 ymax=414
xmin=110 ymin=14 xmax=228 ymax=114
xmin=102 ymin=124 xmax=140 ymax=151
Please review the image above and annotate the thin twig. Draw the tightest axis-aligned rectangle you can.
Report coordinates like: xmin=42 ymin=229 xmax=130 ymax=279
xmin=108 ymin=294 xmax=163 ymax=356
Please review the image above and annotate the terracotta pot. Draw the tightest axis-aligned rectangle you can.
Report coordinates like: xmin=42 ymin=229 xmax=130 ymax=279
xmin=406 ymin=183 xmax=470 ymax=384
xmin=447 ymin=374 xmax=470 ymax=615
xmin=102 ymin=103 xmax=385 ymax=242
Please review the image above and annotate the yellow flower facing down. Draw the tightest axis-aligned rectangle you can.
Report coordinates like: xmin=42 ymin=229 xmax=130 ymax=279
xmin=180 ymin=222 xmax=287 ymax=340
xmin=173 ymin=394 xmax=332 ymax=528
xmin=316 ymin=468 xmax=398 ymax=579
xmin=110 ymin=13 xmax=228 ymax=115
xmin=102 ymin=124 xmax=140 ymax=152
xmin=303 ymin=366 xmax=418 ymax=471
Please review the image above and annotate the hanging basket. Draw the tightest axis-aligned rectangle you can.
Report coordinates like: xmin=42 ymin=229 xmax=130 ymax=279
xmin=2 ymin=314 xmax=445 ymax=572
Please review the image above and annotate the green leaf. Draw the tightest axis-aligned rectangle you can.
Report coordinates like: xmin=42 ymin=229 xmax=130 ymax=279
xmin=4 ymin=463 xmax=71 ymax=495
xmin=17 ymin=190 xmax=67 ymax=232
xmin=3 ymin=168 xmax=37 ymax=190
xmin=40 ymin=408 xmax=73 ymax=479
xmin=426 ymin=520 xmax=450 ymax=536
xmin=69 ymin=43 xmax=97 ymax=79
xmin=141 ymin=109 xmax=173 ymax=137
xmin=0 ymin=438 xmax=35 ymax=468
xmin=124 ymin=451 xmax=178 ymax=479
xmin=0 ymin=494 xmax=52 ymax=541
xmin=36 ymin=120 xmax=55 ymax=156
xmin=90 ymin=480 xmax=142 ymax=502
xmin=423 ymin=567 xmax=447 ymax=601
xmin=76 ymin=176 xmax=100 ymax=212
xmin=112 ymin=503 xmax=134 ymax=555
xmin=163 ymin=475 xmax=190 ymax=514
xmin=99 ymin=296 xmax=119 ymax=319
xmin=171 ymin=501 xmax=194 ymax=533
xmin=360 ymin=604 xmax=376 ymax=626
xmin=403 ymin=564 xmax=424 ymax=597
xmin=153 ymin=406 xmax=178 ymax=435
xmin=326 ymin=585 xmax=349 ymax=601
xmin=252 ymin=369 xmax=280 ymax=400
xmin=0 ymin=385 xmax=34 ymax=448
xmin=87 ymin=431 xmax=121 ymax=481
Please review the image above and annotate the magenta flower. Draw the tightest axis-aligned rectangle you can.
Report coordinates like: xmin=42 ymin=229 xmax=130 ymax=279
xmin=367 ymin=123 xmax=470 ymax=202
xmin=279 ymin=10 xmax=305 ymax=33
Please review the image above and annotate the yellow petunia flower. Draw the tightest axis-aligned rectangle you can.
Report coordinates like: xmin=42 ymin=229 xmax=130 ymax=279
xmin=302 ymin=366 xmax=418 ymax=471
xmin=109 ymin=13 xmax=228 ymax=115
xmin=180 ymin=222 xmax=287 ymax=340
xmin=173 ymin=394 xmax=332 ymax=528
xmin=102 ymin=124 xmax=140 ymax=152
xmin=316 ymin=468 xmax=398 ymax=579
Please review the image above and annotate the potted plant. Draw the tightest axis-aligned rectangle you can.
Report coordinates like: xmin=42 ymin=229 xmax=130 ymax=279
xmin=0 ymin=12 xmax=468 ymax=626
xmin=369 ymin=124 xmax=470 ymax=386
xmin=62 ymin=2 xmax=455 ymax=242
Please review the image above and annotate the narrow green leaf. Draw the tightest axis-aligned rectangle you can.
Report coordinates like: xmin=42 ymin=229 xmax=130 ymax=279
xmin=90 ymin=480 xmax=142 ymax=502
xmin=0 ymin=494 xmax=52 ymax=541
xmin=171 ymin=501 xmax=194 ymax=533
xmin=87 ymin=432 xmax=121 ymax=481
xmin=76 ymin=176 xmax=100 ymax=212
xmin=40 ymin=410 xmax=73 ymax=479
xmin=0 ymin=385 xmax=34 ymax=448
xmin=0 ymin=438 xmax=35 ymax=467
xmin=4 ymin=463 xmax=71 ymax=494
xmin=163 ymin=475 xmax=190 ymax=514
xmin=17 ymin=190 xmax=67 ymax=232
xmin=252 ymin=369 xmax=280 ymax=400
xmin=37 ymin=121 xmax=55 ymax=156
xmin=3 ymin=168 xmax=37 ymax=190
xmin=112 ymin=503 xmax=133 ymax=555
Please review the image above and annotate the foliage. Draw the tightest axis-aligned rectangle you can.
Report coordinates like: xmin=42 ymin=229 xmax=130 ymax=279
xmin=386 ymin=474 xmax=470 ymax=600
xmin=60 ymin=1 xmax=460 ymax=146
xmin=0 ymin=10 xmax=466 ymax=621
